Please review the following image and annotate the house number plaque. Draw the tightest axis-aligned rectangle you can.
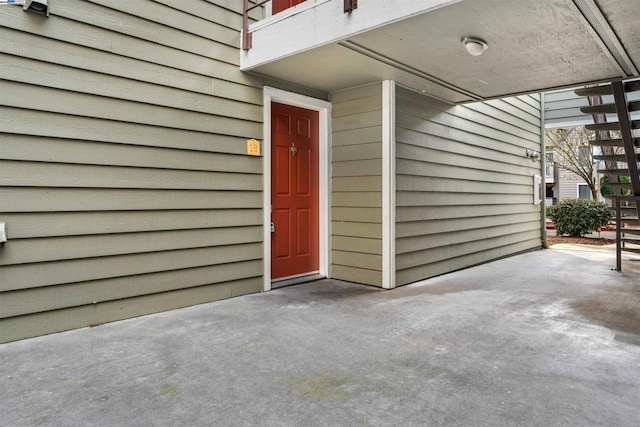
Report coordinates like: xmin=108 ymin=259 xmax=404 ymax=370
xmin=247 ymin=139 xmax=260 ymax=156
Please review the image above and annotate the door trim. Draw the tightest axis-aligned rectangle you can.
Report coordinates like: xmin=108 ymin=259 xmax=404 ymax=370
xmin=263 ymin=86 xmax=331 ymax=292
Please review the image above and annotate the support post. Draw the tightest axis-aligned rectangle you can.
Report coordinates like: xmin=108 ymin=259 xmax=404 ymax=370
xmin=242 ymin=0 xmax=251 ymax=51
xmin=616 ymin=198 xmax=622 ymax=272
xmin=344 ymin=0 xmax=357 ymax=13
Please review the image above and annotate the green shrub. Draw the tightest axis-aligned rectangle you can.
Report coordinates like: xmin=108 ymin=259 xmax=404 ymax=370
xmin=549 ymin=198 xmax=612 ymax=237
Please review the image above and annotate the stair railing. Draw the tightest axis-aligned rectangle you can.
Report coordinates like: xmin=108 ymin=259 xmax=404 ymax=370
xmin=578 ymin=79 xmax=640 ymax=271
xmin=611 ymin=82 xmax=640 ymax=203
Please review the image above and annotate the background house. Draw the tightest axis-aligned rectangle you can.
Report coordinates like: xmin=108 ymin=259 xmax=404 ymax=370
xmin=1 ymin=0 xmax=639 ymax=343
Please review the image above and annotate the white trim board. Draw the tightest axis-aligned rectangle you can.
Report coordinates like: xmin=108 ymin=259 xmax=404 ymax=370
xmin=382 ymin=80 xmax=396 ymax=289
xmin=576 ymin=182 xmax=593 ymax=200
xmin=262 ymin=86 xmax=332 ymax=292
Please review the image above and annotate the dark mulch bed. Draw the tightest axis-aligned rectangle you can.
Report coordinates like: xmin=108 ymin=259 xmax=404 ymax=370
xmin=548 ymin=236 xmax=615 ymax=246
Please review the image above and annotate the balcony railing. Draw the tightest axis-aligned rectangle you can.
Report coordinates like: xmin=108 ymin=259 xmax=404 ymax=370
xmin=242 ymin=0 xmax=358 ymax=50
xmin=242 ymin=0 xmax=269 ymax=51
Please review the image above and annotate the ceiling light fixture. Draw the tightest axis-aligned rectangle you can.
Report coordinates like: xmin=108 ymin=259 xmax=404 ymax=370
xmin=462 ymin=36 xmax=488 ymax=56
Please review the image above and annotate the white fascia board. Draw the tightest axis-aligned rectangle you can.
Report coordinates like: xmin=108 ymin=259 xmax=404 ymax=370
xmin=382 ymin=80 xmax=396 ymax=290
xmin=241 ymin=0 xmax=462 ymax=70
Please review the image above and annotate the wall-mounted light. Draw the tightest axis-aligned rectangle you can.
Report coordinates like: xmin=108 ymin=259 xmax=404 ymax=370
xmin=526 ymin=149 xmax=540 ymax=161
xmin=461 ymin=36 xmax=488 ymax=56
xmin=0 ymin=0 xmax=48 ymax=16
xmin=24 ymin=0 xmax=48 ymax=16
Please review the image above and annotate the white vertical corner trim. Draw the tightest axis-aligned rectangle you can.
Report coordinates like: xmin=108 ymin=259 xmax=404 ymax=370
xmin=382 ymin=80 xmax=396 ymax=289
xmin=262 ymin=86 xmax=332 ymax=292
xmin=539 ymin=92 xmax=548 ymax=248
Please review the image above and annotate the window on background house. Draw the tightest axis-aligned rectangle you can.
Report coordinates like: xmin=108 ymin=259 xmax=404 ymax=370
xmin=545 ymin=152 xmax=554 ymax=178
xmin=578 ymin=146 xmax=591 ymax=168
xmin=578 ymin=183 xmax=592 ymax=200
xmin=546 ymin=185 xmax=554 ymax=198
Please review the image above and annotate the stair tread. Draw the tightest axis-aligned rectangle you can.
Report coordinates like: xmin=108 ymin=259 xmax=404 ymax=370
xmin=575 ymin=85 xmax=613 ymax=96
xmin=591 ymin=138 xmax=624 ymax=147
xmin=619 ymin=218 xmax=640 ymax=223
xmin=575 ymin=80 xmax=640 ymax=96
xmin=585 ymin=120 xmax=640 ymax=131
xmin=590 ymin=137 xmax=640 ymax=147
xmin=586 ymin=122 xmax=620 ymax=131
xmin=598 ymin=169 xmax=631 ymax=175
xmin=593 ymin=154 xmax=640 ymax=161
xmin=607 ymin=195 xmax=640 ymax=199
xmin=581 ymin=100 xmax=640 ymax=114
xmin=603 ymin=182 xmax=633 ymax=188
xmin=580 ymin=104 xmax=617 ymax=114
xmin=609 ymin=207 xmax=638 ymax=211
xmin=630 ymin=100 xmax=640 ymax=112
xmin=626 ymin=80 xmax=640 ymax=93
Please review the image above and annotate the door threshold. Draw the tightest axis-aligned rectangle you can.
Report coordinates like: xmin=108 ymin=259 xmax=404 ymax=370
xmin=271 ymin=272 xmax=325 ymax=289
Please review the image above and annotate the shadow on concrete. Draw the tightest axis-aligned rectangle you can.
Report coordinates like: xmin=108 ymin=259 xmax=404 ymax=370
xmin=1 ymin=247 xmax=639 ymax=426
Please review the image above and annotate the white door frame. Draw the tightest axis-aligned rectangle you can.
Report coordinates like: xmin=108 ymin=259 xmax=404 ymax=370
xmin=262 ymin=86 xmax=332 ymax=291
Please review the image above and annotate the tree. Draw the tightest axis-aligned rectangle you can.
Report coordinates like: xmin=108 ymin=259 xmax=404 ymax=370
xmin=546 ymin=127 xmax=599 ymax=200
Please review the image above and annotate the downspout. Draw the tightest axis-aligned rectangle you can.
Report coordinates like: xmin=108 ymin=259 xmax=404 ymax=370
xmin=540 ymin=92 xmax=549 ymax=249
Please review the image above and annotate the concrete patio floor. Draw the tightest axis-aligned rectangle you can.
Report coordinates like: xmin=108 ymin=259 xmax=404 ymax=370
xmin=1 ymin=246 xmax=639 ymax=426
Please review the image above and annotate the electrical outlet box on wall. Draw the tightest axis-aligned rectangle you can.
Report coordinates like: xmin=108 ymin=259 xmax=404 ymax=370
xmin=0 ymin=222 xmax=7 ymax=245
xmin=533 ymin=175 xmax=542 ymax=205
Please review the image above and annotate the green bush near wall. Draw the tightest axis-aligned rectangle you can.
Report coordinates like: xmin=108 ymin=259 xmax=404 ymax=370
xmin=549 ymin=198 xmax=612 ymax=237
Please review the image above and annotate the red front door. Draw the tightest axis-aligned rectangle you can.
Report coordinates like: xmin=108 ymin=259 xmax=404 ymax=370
xmin=272 ymin=0 xmax=306 ymax=14
xmin=271 ymin=102 xmax=319 ymax=280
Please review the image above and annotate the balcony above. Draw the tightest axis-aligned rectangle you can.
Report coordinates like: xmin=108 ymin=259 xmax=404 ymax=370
xmin=241 ymin=0 xmax=640 ymax=104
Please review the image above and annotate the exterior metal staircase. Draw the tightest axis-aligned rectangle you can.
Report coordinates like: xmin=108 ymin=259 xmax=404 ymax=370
xmin=575 ymin=80 xmax=640 ymax=270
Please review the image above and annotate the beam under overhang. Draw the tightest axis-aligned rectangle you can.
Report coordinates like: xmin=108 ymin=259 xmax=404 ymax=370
xmin=572 ymin=0 xmax=638 ymax=77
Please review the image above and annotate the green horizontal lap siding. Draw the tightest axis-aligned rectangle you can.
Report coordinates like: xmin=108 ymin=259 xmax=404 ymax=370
xmin=395 ymin=88 xmax=542 ymax=286
xmin=0 ymin=1 xmax=265 ymax=343
xmin=0 ymin=277 xmax=263 ymax=345
xmin=330 ymin=84 xmax=383 ymax=287
xmin=543 ymin=89 xmax=589 ymax=127
xmin=543 ymin=88 xmax=640 ymax=128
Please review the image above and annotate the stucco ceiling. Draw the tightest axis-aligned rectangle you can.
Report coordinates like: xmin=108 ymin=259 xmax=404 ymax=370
xmin=244 ymin=0 xmax=640 ymax=103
